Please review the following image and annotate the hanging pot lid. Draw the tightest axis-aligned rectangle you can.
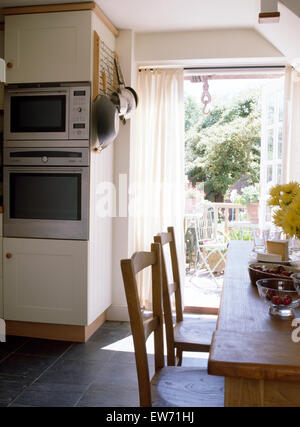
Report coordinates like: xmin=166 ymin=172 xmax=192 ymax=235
xmin=113 ymin=57 xmax=138 ymax=120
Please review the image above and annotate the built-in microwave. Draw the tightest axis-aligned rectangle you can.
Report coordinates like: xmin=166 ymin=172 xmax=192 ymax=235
xmin=4 ymin=83 xmax=90 ymax=147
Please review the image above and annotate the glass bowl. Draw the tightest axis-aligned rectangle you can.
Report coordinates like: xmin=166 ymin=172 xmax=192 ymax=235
xmin=291 ymin=273 xmax=300 ymax=296
xmin=256 ymin=278 xmax=300 ymax=319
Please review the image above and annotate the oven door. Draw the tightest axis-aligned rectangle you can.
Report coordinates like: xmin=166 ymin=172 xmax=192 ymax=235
xmin=3 ymin=166 xmax=89 ymax=240
xmin=5 ymin=88 xmax=69 ymax=141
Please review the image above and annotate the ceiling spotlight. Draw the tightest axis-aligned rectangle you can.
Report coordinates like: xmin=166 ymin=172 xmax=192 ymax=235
xmin=259 ymin=0 xmax=280 ymax=23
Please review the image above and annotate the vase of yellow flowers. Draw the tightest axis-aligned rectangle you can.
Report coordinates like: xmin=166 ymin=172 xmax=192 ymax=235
xmin=268 ymin=181 xmax=300 ymax=238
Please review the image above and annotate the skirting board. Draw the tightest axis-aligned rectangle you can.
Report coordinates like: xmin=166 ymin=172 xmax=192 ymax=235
xmin=5 ymin=311 xmax=106 ymax=343
xmin=106 ymin=304 xmax=129 ymax=322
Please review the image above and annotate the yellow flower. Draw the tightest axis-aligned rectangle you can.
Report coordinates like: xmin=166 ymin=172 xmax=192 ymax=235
xmin=272 ymin=208 xmax=285 ymax=228
xmin=285 ymin=209 xmax=300 ymax=227
xmin=281 ymin=192 xmax=295 ymax=205
xmin=268 ymin=185 xmax=281 ymax=206
xmin=282 ymin=181 xmax=300 ymax=195
xmin=269 ymin=181 xmax=300 ymax=238
xmin=269 ymin=182 xmax=300 ymax=207
xmin=290 ymin=192 xmax=300 ymax=214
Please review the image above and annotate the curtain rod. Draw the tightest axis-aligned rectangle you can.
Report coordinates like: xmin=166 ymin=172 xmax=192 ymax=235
xmin=139 ymin=65 xmax=286 ymax=73
xmin=184 ymin=65 xmax=285 ymax=70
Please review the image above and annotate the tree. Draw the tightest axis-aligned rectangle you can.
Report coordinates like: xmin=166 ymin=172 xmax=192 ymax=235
xmin=185 ymin=91 xmax=261 ymax=200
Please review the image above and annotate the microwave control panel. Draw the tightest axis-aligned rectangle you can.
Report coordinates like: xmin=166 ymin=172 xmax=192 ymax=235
xmin=69 ymin=86 xmax=90 ymax=140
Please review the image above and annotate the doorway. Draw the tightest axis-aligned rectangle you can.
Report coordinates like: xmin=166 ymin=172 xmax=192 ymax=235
xmin=183 ymin=67 xmax=285 ymax=311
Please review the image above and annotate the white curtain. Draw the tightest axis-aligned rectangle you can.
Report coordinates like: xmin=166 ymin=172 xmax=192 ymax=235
xmin=283 ymin=66 xmax=300 ymax=183
xmin=129 ymin=68 xmax=185 ymax=308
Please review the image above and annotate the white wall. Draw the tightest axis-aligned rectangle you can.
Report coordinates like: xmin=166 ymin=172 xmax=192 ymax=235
xmin=255 ymin=2 xmax=300 ymax=69
xmin=135 ymin=28 xmax=284 ymax=66
xmin=107 ymin=30 xmax=135 ymax=321
xmin=281 ymin=0 xmax=300 ymax=17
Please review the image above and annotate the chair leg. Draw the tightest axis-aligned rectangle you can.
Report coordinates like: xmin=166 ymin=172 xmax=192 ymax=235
xmin=167 ymin=351 xmax=176 ymax=366
xmin=176 ymin=348 xmax=183 ymax=366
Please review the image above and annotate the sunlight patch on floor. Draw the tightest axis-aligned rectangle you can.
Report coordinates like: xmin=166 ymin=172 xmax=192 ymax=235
xmin=101 ymin=332 xmax=209 ymax=360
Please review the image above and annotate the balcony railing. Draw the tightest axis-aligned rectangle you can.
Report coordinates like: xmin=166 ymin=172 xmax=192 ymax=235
xmin=184 ymin=202 xmax=255 ymax=279
xmin=184 ymin=202 xmax=249 ymax=242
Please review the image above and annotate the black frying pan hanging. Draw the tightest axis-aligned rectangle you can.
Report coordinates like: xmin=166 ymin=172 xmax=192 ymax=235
xmin=94 ymin=70 xmax=119 ymax=148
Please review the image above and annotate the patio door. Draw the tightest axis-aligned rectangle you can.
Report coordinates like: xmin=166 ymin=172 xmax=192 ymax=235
xmin=259 ymin=76 xmax=285 ymax=229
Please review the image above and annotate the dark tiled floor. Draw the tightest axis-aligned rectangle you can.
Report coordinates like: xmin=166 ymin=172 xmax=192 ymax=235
xmin=0 ymin=321 xmax=209 ymax=407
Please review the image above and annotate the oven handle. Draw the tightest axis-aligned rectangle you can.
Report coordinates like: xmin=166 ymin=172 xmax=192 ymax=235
xmin=7 ymin=90 xmax=69 ymax=96
xmin=4 ymin=167 xmax=87 ymax=173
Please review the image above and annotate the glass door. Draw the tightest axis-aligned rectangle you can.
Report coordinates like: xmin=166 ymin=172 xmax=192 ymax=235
xmin=259 ymin=77 xmax=285 ymax=228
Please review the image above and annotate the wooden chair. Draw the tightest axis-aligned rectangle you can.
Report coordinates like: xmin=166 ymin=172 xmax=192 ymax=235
xmin=154 ymin=226 xmax=217 ymax=366
xmin=120 ymin=242 xmax=224 ymax=407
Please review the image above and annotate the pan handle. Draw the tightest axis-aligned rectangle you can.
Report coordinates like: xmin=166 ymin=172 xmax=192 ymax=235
xmin=114 ymin=57 xmax=125 ymax=88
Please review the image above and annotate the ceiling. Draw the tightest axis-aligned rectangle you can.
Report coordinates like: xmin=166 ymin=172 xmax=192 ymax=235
xmin=0 ymin=0 xmax=260 ymax=31
xmin=1 ymin=0 xmax=299 ymax=67
xmin=96 ymin=0 xmax=259 ymax=32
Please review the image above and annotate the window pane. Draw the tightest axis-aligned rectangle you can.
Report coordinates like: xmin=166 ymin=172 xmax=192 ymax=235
xmin=277 ymin=164 xmax=282 ymax=184
xmin=265 ymin=204 xmax=272 ymax=222
xmin=278 ymin=125 xmax=283 ymax=160
xmin=267 ymin=129 xmax=274 ymax=160
xmin=267 ymin=165 xmax=273 ymax=183
xmin=267 ymin=95 xmax=275 ymax=126
xmin=278 ymin=92 xmax=284 ymax=122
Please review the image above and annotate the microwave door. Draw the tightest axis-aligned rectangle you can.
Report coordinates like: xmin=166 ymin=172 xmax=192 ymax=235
xmin=5 ymin=90 xmax=69 ymax=140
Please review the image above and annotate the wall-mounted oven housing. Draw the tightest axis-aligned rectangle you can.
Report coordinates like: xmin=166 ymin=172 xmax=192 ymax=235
xmin=3 ymin=147 xmax=89 ymax=240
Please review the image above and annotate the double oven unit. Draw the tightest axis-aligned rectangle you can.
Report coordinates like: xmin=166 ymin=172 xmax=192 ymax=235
xmin=3 ymin=83 xmax=91 ymax=240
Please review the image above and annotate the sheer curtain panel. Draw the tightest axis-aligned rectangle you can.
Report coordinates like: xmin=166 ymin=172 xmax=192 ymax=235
xmin=129 ymin=68 xmax=185 ymax=308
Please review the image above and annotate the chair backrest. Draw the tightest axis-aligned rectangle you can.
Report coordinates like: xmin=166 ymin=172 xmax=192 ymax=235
xmin=120 ymin=242 xmax=164 ymax=407
xmin=154 ymin=226 xmax=183 ymax=365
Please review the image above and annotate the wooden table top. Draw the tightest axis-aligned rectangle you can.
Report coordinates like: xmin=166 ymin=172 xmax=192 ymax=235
xmin=208 ymin=241 xmax=300 ymax=382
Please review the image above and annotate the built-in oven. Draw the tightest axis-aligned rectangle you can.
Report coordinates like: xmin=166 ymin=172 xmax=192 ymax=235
xmin=4 ymin=83 xmax=90 ymax=147
xmin=3 ymin=147 xmax=89 ymax=240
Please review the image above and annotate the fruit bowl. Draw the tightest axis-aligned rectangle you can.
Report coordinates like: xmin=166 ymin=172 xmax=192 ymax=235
xmin=256 ymin=278 xmax=300 ymax=319
xmin=291 ymin=273 xmax=300 ymax=296
xmin=248 ymin=263 xmax=299 ymax=286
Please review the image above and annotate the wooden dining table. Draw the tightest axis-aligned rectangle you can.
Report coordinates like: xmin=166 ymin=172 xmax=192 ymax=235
xmin=208 ymin=241 xmax=300 ymax=407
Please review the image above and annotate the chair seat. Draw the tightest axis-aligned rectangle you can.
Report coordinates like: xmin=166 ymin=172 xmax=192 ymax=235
xmin=151 ymin=366 xmax=224 ymax=407
xmin=174 ymin=316 xmax=217 ymax=352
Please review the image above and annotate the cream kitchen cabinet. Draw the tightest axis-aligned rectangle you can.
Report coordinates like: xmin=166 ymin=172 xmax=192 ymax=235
xmin=3 ymin=238 xmax=88 ymax=325
xmin=4 ymin=11 xmax=92 ymax=84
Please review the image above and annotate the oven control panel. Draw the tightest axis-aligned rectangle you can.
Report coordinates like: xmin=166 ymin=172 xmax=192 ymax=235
xmin=69 ymin=86 xmax=90 ymax=140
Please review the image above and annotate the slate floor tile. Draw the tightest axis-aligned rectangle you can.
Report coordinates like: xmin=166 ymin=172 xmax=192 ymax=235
xmin=0 ymin=322 xmax=213 ymax=407
xmin=62 ymin=342 xmax=116 ymax=362
xmin=12 ymin=382 xmax=88 ymax=407
xmin=88 ymin=326 xmax=131 ymax=347
xmin=0 ymin=375 xmax=32 ymax=407
xmin=92 ymin=361 xmax=138 ymax=387
xmin=76 ymin=383 xmax=139 ymax=407
xmin=16 ymin=339 xmax=73 ymax=358
xmin=37 ymin=358 xmax=108 ymax=386
xmin=0 ymin=353 xmax=55 ymax=379
xmin=0 ymin=336 xmax=29 ymax=353
xmin=0 ymin=351 xmax=9 ymax=362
